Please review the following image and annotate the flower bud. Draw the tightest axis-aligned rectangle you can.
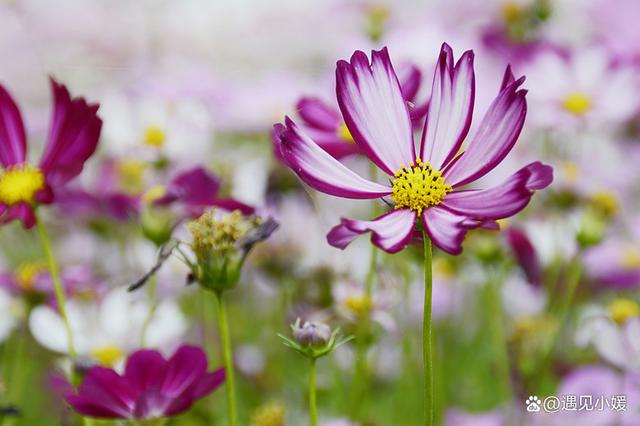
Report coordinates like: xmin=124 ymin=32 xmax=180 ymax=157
xmin=292 ymin=319 xmax=332 ymax=348
xmin=187 ymin=210 xmax=278 ymax=292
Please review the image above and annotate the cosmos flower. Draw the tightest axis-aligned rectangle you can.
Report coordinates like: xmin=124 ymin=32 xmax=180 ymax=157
xmin=29 ymin=287 xmax=187 ymax=367
xmin=0 ymin=263 xmax=102 ymax=307
xmin=292 ymin=63 xmax=426 ymax=159
xmin=59 ymin=345 xmax=225 ymax=420
xmin=0 ymin=79 xmax=102 ymax=228
xmin=273 ymin=43 xmax=552 ymax=254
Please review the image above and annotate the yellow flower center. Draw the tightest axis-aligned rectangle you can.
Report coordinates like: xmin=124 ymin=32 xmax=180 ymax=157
xmin=609 ymin=298 xmax=640 ymax=325
xmin=250 ymin=402 xmax=285 ymax=426
xmin=116 ymin=159 xmax=147 ymax=195
xmin=502 ymin=2 xmax=526 ymax=24
xmin=622 ymin=247 xmax=640 ymax=270
xmin=143 ymin=126 xmax=166 ymax=148
xmin=15 ymin=262 xmax=48 ymax=290
xmin=0 ymin=164 xmax=45 ymax=206
xmin=391 ymin=158 xmax=451 ymax=215
xmin=91 ymin=344 xmax=124 ymax=367
xmin=141 ymin=184 xmax=167 ymax=205
xmin=563 ymin=92 xmax=592 ymax=116
xmin=589 ymin=191 xmax=619 ymax=218
xmin=344 ymin=294 xmax=373 ymax=316
xmin=337 ymin=123 xmax=355 ymax=144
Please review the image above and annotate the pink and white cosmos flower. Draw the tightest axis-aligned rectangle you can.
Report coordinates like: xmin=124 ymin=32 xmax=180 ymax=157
xmin=273 ymin=43 xmax=552 ymax=255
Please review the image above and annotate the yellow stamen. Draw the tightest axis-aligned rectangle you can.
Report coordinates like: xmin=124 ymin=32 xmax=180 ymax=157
xmin=0 ymin=164 xmax=45 ymax=206
xmin=502 ymin=2 xmax=526 ymax=24
xmin=15 ymin=262 xmax=48 ymax=290
xmin=143 ymin=126 xmax=166 ymax=148
xmin=563 ymin=92 xmax=592 ymax=116
xmin=622 ymin=247 xmax=640 ymax=270
xmin=589 ymin=191 xmax=619 ymax=218
xmin=562 ymin=161 xmax=579 ymax=182
xmin=116 ymin=159 xmax=147 ymax=195
xmin=141 ymin=184 xmax=167 ymax=205
xmin=91 ymin=345 xmax=124 ymax=367
xmin=337 ymin=123 xmax=355 ymax=144
xmin=250 ymin=402 xmax=285 ymax=426
xmin=391 ymin=158 xmax=451 ymax=215
xmin=609 ymin=298 xmax=640 ymax=325
xmin=344 ymin=295 xmax=373 ymax=316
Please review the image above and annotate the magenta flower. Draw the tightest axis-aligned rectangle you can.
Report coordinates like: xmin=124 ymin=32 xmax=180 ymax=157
xmin=155 ymin=166 xmax=254 ymax=216
xmin=0 ymin=78 xmax=102 ymax=228
xmin=274 ymin=44 xmax=553 ymax=255
xmin=290 ymin=64 xmax=425 ymax=160
xmin=60 ymin=345 xmax=224 ymax=419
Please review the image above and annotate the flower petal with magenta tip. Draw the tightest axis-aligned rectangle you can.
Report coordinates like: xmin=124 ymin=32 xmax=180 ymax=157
xmin=327 ymin=209 xmax=417 ymax=253
xmin=273 ymin=118 xmax=391 ymax=199
xmin=336 ymin=47 xmax=415 ymax=175
xmin=443 ymin=67 xmax=527 ymax=187
xmin=442 ymin=162 xmax=553 ymax=220
xmin=420 ymin=44 xmax=475 ymax=170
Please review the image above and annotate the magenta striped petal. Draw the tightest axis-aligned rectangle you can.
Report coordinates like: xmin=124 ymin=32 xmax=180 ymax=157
xmin=273 ymin=118 xmax=391 ymax=199
xmin=0 ymin=85 xmax=27 ymax=167
xmin=66 ymin=394 xmax=131 ymax=419
xmin=442 ymin=162 xmax=553 ymax=220
xmin=327 ymin=209 xmax=417 ymax=253
xmin=297 ymin=97 xmax=340 ymax=132
xmin=39 ymin=79 xmax=102 ymax=187
xmin=124 ymin=349 xmax=167 ymax=394
xmin=443 ymin=67 xmax=527 ymax=187
xmin=420 ymin=44 xmax=475 ymax=170
xmin=422 ymin=207 xmax=497 ymax=255
xmin=398 ymin=64 xmax=422 ymax=102
xmin=336 ymin=47 xmax=415 ymax=175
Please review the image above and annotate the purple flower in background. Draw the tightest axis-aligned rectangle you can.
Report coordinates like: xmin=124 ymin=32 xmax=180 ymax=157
xmin=154 ymin=166 xmax=254 ymax=217
xmin=60 ymin=345 xmax=224 ymax=419
xmin=0 ymin=79 xmax=102 ymax=228
xmin=0 ymin=264 xmax=102 ymax=307
xmin=505 ymin=227 xmax=542 ymax=286
xmin=291 ymin=63 xmax=426 ymax=160
xmin=273 ymin=43 xmax=552 ymax=255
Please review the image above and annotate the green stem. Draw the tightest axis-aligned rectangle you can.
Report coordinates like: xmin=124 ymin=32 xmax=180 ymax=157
xmin=141 ymin=274 xmax=158 ymax=346
xmin=422 ymin=231 xmax=434 ymax=426
xmin=486 ymin=267 xmax=512 ymax=403
xmin=35 ymin=214 xmax=76 ymax=359
xmin=215 ymin=291 xmax=238 ymax=426
xmin=309 ymin=358 xmax=317 ymax=426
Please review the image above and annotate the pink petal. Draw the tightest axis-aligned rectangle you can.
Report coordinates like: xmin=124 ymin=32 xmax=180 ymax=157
xmin=273 ymin=118 xmax=391 ymax=199
xmin=39 ymin=78 xmax=102 ymax=187
xmin=66 ymin=394 xmax=130 ymax=419
xmin=160 ymin=345 xmax=208 ymax=398
xmin=442 ymin=162 xmax=553 ymax=219
xmin=420 ymin=44 xmax=475 ymax=170
xmin=164 ymin=368 xmax=225 ymax=417
xmin=443 ymin=66 xmax=527 ymax=187
xmin=0 ymin=202 xmax=36 ymax=229
xmin=124 ymin=349 xmax=167 ymax=394
xmin=336 ymin=47 xmax=415 ymax=175
xmin=0 ymin=85 xmax=27 ymax=167
xmin=398 ymin=63 xmax=422 ymax=102
xmin=327 ymin=209 xmax=417 ymax=253
xmin=296 ymin=97 xmax=340 ymax=131
xmin=422 ymin=207 xmax=492 ymax=255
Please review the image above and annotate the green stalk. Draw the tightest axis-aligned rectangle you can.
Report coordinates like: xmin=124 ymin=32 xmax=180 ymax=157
xmin=140 ymin=274 xmax=158 ymax=346
xmin=215 ymin=291 xmax=238 ymax=426
xmin=486 ymin=267 xmax=512 ymax=404
xmin=422 ymin=231 xmax=434 ymax=426
xmin=35 ymin=214 xmax=76 ymax=359
xmin=309 ymin=358 xmax=318 ymax=426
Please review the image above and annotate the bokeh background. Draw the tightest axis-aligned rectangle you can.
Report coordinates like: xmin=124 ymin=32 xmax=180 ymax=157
xmin=2 ymin=0 xmax=640 ymax=425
